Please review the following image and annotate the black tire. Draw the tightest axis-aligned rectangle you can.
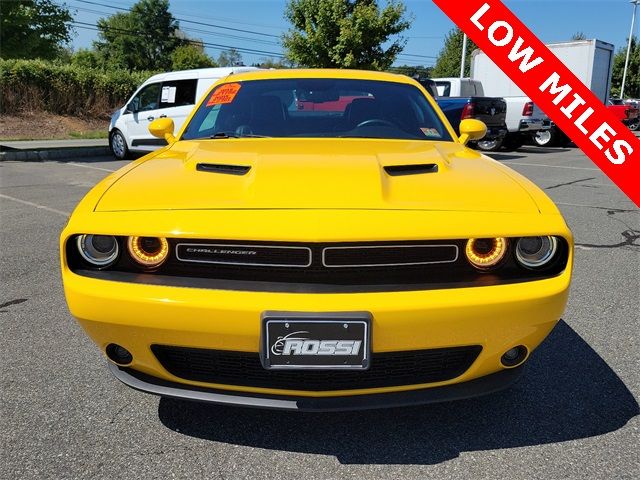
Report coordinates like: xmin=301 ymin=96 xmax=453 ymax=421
xmin=628 ymin=119 xmax=639 ymax=132
xmin=109 ymin=129 xmax=130 ymax=160
xmin=474 ymin=138 xmax=504 ymax=152
xmin=501 ymin=134 xmax=525 ymax=152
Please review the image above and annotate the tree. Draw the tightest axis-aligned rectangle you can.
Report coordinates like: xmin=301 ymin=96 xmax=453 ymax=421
xmin=0 ymin=0 xmax=73 ymax=60
xmin=431 ymin=28 xmax=478 ymax=78
xmin=282 ymin=0 xmax=411 ymax=70
xmin=217 ymin=48 xmax=243 ymax=67
xmin=253 ymin=57 xmax=291 ymax=69
xmin=171 ymin=44 xmax=217 ymax=70
xmin=94 ymin=0 xmax=182 ymax=70
xmin=390 ymin=65 xmax=432 ymax=79
xmin=70 ymin=48 xmax=101 ymax=69
xmin=611 ymin=37 xmax=640 ymax=99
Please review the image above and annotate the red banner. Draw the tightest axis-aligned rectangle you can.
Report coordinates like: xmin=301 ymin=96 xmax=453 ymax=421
xmin=432 ymin=0 xmax=640 ymax=206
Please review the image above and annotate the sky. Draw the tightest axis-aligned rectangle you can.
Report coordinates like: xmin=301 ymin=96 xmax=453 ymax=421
xmin=66 ymin=0 xmax=639 ymax=67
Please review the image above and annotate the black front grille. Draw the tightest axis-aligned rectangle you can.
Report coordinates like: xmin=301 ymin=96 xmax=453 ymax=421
xmin=176 ymin=243 xmax=311 ymax=267
xmin=162 ymin=239 xmax=481 ymax=288
xmin=323 ymin=244 xmax=458 ymax=267
xmin=151 ymin=345 xmax=482 ymax=391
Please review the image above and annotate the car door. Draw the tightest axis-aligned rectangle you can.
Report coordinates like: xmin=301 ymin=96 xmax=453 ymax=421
xmin=123 ymin=82 xmax=163 ymax=151
xmin=156 ymin=79 xmax=199 ymax=135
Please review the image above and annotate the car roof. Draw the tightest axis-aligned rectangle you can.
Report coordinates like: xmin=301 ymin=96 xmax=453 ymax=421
xmin=221 ymin=68 xmax=417 ymax=85
xmin=143 ymin=67 xmax=260 ymax=84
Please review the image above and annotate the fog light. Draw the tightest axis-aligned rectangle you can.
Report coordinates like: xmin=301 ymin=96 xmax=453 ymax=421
xmin=516 ymin=236 xmax=558 ymax=269
xmin=76 ymin=234 xmax=119 ymax=267
xmin=127 ymin=236 xmax=169 ymax=268
xmin=105 ymin=343 xmax=133 ymax=365
xmin=465 ymin=237 xmax=507 ymax=270
xmin=501 ymin=345 xmax=528 ymax=367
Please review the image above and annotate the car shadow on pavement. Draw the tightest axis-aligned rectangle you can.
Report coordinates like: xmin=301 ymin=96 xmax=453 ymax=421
xmin=158 ymin=320 xmax=639 ymax=465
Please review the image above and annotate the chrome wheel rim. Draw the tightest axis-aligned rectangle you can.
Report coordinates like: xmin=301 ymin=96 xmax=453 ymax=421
xmin=111 ymin=132 xmax=126 ymax=158
xmin=535 ymin=131 xmax=551 ymax=145
xmin=477 ymin=139 xmax=498 ymax=150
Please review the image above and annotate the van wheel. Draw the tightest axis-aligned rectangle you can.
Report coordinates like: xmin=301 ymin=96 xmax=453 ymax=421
xmin=474 ymin=138 xmax=503 ymax=152
xmin=628 ymin=119 xmax=639 ymax=132
xmin=110 ymin=130 xmax=130 ymax=160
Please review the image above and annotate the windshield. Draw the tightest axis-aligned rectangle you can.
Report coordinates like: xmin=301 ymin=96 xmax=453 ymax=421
xmin=181 ymin=78 xmax=453 ymax=142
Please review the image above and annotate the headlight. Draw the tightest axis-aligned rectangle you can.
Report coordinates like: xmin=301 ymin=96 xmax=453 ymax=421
xmin=515 ymin=236 xmax=558 ymax=269
xmin=465 ymin=237 xmax=507 ymax=270
xmin=127 ymin=236 xmax=169 ymax=268
xmin=76 ymin=235 xmax=119 ymax=267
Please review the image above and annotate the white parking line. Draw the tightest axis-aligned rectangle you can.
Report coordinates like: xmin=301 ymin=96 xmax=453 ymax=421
xmin=501 ymin=162 xmax=600 ymax=171
xmin=64 ymin=162 xmax=116 ymax=173
xmin=0 ymin=193 xmax=69 ymax=216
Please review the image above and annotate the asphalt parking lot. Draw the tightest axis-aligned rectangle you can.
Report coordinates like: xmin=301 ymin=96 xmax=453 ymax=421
xmin=1 ymin=146 xmax=638 ymax=479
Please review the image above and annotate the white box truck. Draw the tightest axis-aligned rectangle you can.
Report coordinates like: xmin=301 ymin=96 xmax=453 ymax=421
xmin=471 ymin=39 xmax=615 ymax=147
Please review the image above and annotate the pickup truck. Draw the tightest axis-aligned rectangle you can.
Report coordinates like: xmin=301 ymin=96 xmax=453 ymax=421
xmin=535 ymin=99 xmax=639 ymax=147
xmin=607 ymin=99 xmax=639 ymax=131
xmin=431 ymin=78 xmax=507 ymax=151
xmin=434 ymin=78 xmax=549 ymax=151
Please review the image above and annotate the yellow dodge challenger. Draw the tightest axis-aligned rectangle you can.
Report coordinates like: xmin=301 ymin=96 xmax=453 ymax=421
xmin=61 ymin=69 xmax=572 ymax=411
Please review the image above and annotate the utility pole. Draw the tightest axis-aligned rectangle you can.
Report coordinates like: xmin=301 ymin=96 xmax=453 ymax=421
xmin=620 ymin=0 xmax=640 ymax=99
xmin=460 ymin=33 xmax=468 ymax=78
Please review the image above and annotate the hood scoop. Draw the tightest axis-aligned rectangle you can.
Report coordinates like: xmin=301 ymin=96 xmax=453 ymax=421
xmin=384 ymin=163 xmax=438 ymax=176
xmin=196 ymin=163 xmax=251 ymax=176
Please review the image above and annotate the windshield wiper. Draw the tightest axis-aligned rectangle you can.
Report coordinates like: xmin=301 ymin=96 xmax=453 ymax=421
xmin=209 ymin=132 xmax=272 ymax=139
xmin=210 ymin=132 xmax=239 ymax=139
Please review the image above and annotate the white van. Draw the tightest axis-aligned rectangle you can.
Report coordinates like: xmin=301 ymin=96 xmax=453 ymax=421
xmin=109 ymin=67 xmax=258 ymax=159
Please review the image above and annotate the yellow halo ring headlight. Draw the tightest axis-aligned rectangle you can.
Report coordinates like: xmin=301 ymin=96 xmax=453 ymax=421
xmin=465 ymin=237 xmax=508 ymax=270
xmin=127 ymin=236 xmax=169 ymax=268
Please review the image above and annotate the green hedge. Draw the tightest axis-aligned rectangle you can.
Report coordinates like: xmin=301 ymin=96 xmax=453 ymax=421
xmin=0 ymin=59 xmax=156 ymax=117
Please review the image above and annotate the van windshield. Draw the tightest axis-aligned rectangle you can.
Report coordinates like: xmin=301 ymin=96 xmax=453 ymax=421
xmin=181 ymin=78 xmax=452 ymax=142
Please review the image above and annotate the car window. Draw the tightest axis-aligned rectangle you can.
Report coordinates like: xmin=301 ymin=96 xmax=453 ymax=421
xmin=435 ymin=81 xmax=451 ymax=97
xmin=131 ymin=83 xmax=161 ymax=112
xmin=182 ymin=78 xmax=453 ymax=142
xmin=159 ymin=79 xmax=198 ymax=109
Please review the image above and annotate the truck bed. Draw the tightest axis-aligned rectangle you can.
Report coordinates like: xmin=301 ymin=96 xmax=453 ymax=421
xmin=437 ymin=97 xmax=507 ymax=139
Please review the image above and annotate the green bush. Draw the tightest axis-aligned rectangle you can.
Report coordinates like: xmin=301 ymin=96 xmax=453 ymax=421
xmin=0 ymin=59 xmax=156 ymax=118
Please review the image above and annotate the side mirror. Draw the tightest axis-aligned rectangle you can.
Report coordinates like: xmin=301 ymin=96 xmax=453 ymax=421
xmin=458 ymin=119 xmax=487 ymax=146
xmin=148 ymin=117 xmax=176 ymax=143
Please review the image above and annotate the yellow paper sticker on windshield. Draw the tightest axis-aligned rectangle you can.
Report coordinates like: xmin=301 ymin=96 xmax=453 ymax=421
xmin=207 ymin=83 xmax=241 ymax=106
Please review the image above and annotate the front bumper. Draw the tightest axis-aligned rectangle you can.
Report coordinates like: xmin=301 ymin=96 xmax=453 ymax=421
xmin=109 ymin=361 xmax=525 ymax=411
xmin=64 ymin=264 xmax=571 ymax=401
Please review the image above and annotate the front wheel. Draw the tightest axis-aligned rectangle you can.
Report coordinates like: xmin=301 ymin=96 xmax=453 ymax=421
xmin=628 ymin=119 xmax=639 ymax=132
xmin=109 ymin=129 xmax=130 ymax=160
xmin=474 ymin=138 xmax=504 ymax=152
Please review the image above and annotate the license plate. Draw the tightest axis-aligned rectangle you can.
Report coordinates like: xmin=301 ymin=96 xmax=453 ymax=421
xmin=261 ymin=312 xmax=371 ymax=370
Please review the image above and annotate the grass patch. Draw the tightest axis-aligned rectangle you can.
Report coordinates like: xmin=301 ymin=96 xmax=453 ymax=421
xmin=68 ymin=130 xmax=109 ymax=139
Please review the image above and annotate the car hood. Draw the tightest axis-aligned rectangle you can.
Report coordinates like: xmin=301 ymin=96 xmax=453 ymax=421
xmin=96 ymin=139 xmax=539 ymax=213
